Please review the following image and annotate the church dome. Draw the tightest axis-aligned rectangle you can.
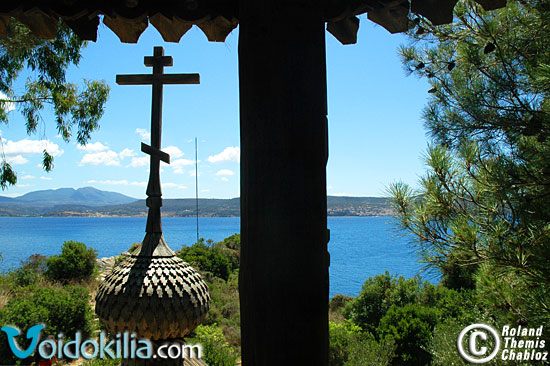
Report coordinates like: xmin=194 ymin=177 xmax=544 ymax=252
xmin=95 ymin=233 xmax=210 ymax=340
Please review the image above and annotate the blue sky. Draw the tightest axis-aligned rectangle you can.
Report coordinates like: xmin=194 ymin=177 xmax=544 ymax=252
xmin=0 ymin=17 xmax=430 ymax=199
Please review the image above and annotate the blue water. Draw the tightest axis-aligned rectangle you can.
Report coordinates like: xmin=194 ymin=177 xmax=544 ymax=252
xmin=0 ymin=216 xmax=431 ymax=297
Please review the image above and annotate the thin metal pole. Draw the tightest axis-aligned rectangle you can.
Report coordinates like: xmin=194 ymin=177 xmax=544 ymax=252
xmin=195 ymin=137 xmax=199 ymax=244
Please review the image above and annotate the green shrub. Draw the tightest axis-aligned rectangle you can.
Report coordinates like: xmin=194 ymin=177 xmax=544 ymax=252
xmin=377 ymin=303 xmax=439 ymax=366
xmin=206 ymin=272 xmax=240 ymax=348
xmin=220 ymin=234 xmax=240 ymax=251
xmin=329 ymin=320 xmax=395 ymax=366
xmin=330 ymin=294 xmax=353 ymax=322
xmin=428 ymin=319 xmax=469 ymax=366
xmin=329 ymin=320 xmax=362 ymax=366
xmin=189 ymin=324 xmax=238 ymax=366
xmin=345 ymin=334 xmax=395 ymax=366
xmin=344 ymin=272 xmax=424 ymax=333
xmin=0 ymin=285 xmax=94 ymax=363
xmin=179 ymin=240 xmax=231 ymax=281
xmin=9 ymin=254 xmax=48 ymax=287
xmin=46 ymin=241 xmax=97 ymax=282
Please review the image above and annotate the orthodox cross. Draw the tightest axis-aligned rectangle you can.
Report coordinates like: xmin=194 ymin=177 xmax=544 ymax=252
xmin=117 ymin=46 xmax=199 ymax=234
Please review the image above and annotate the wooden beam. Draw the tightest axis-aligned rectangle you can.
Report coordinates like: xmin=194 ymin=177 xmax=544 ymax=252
xmin=0 ymin=14 xmax=10 ymax=37
xmin=144 ymin=55 xmax=173 ymax=67
xmin=141 ymin=142 xmax=170 ymax=164
xmin=149 ymin=13 xmax=193 ymax=43
xmin=18 ymin=8 xmax=58 ymax=39
xmin=367 ymin=2 xmax=409 ymax=33
xmin=65 ymin=15 xmax=100 ymax=42
xmin=475 ymin=0 xmax=506 ymax=11
xmin=411 ymin=0 xmax=458 ymax=26
xmin=239 ymin=0 xmax=329 ymax=365
xmin=327 ymin=16 xmax=360 ymax=45
xmin=116 ymin=74 xmax=200 ymax=85
xmin=103 ymin=14 xmax=148 ymax=43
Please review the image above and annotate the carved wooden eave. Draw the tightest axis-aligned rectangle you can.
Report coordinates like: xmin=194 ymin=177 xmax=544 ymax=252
xmin=0 ymin=0 xmax=506 ymax=45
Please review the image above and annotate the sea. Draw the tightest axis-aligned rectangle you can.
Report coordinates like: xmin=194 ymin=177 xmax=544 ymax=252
xmin=0 ymin=216 xmax=437 ymax=298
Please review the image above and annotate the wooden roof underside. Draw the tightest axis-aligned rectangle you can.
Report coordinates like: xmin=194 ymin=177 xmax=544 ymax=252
xmin=0 ymin=0 xmax=506 ymax=45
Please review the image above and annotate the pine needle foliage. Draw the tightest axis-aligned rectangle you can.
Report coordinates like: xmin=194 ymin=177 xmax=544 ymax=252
xmin=390 ymin=0 xmax=550 ymax=328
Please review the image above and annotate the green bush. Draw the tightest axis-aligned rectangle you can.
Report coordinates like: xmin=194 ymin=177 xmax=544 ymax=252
xmin=213 ymin=236 xmax=240 ymax=272
xmin=344 ymin=272 xmax=424 ymax=333
xmin=428 ymin=319 xmax=469 ymax=366
xmin=377 ymin=303 xmax=439 ymax=366
xmin=330 ymin=294 xmax=353 ymax=323
xmin=345 ymin=334 xmax=395 ymax=366
xmin=46 ymin=241 xmax=97 ymax=282
xmin=189 ymin=324 xmax=238 ymax=366
xmin=220 ymin=234 xmax=240 ymax=251
xmin=9 ymin=254 xmax=48 ymax=288
xmin=329 ymin=320 xmax=395 ymax=366
xmin=206 ymin=272 xmax=240 ymax=348
xmin=179 ymin=239 xmax=232 ymax=281
xmin=0 ymin=285 xmax=94 ymax=363
xmin=329 ymin=320 xmax=362 ymax=366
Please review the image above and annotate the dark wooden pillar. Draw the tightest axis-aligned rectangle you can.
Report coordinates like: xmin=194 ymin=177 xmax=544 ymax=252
xmin=239 ymin=1 xmax=329 ymax=365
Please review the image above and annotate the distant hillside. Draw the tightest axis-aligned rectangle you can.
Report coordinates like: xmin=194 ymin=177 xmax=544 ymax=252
xmin=0 ymin=187 xmax=138 ymax=216
xmin=326 ymin=196 xmax=393 ymax=216
xmin=0 ymin=188 xmax=394 ymax=217
xmin=15 ymin=187 xmax=137 ymax=206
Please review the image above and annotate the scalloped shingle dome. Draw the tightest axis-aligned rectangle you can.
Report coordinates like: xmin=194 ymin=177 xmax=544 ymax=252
xmin=95 ymin=233 xmax=210 ymax=340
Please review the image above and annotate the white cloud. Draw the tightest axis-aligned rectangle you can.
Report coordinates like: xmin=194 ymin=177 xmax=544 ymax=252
xmin=163 ymin=183 xmax=187 ymax=189
xmin=129 ymin=156 xmax=149 ymax=168
xmin=119 ymin=148 xmax=136 ymax=159
xmin=88 ymin=180 xmax=146 ymax=187
xmin=216 ymin=169 xmax=234 ymax=176
xmin=164 ymin=146 xmax=184 ymax=159
xmin=207 ymin=147 xmax=240 ymax=163
xmin=189 ymin=170 xmax=201 ymax=177
xmin=40 ymin=176 xmax=53 ymax=180
xmin=327 ymin=185 xmax=333 ymax=190
xmin=20 ymin=175 xmax=35 ymax=180
xmin=200 ymin=189 xmax=210 ymax=193
xmin=172 ymin=159 xmax=195 ymax=167
xmin=3 ymin=138 xmax=63 ymax=157
xmin=172 ymin=158 xmax=195 ymax=174
xmin=77 ymin=142 xmax=108 ymax=153
xmin=79 ymin=151 xmax=120 ymax=166
xmin=136 ymin=128 xmax=151 ymax=141
xmin=0 ymin=92 xmax=15 ymax=113
xmin=80 ymin=148 xmax=136 ymax=167
xmin=221 ymin=177 xmax=229 ymax=182
xmin=7 ymin=155 xmax=29 ymax=165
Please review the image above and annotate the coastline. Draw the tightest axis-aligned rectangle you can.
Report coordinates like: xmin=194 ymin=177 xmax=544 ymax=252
xmin=0 ymin=213 xmax=395 ymax=218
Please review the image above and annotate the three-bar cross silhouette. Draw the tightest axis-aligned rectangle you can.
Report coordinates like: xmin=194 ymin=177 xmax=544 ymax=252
xmin=117 ymin=46 xmax=199 ymax=234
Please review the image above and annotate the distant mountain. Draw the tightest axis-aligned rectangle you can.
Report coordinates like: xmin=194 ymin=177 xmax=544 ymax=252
xmin=15 ymin=187 xmax=137 ymax=206
xmin=0 ymin=187 xmax=138 ymax=216
xmin=0 ymin=188 xmax=394 ymax=217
